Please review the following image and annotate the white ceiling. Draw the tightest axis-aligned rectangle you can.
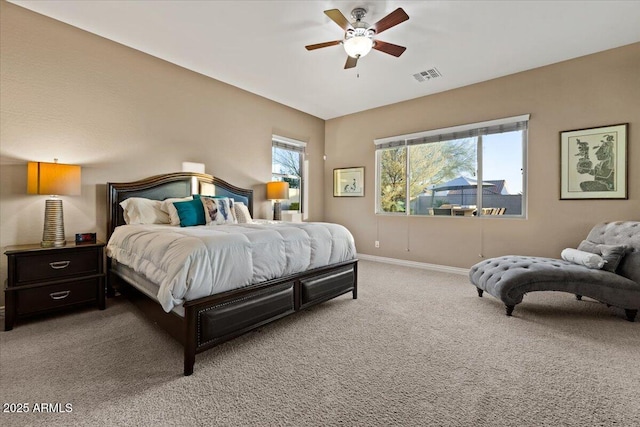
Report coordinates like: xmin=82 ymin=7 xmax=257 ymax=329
xmin=9 ymin=0 xmax=640 ymax=120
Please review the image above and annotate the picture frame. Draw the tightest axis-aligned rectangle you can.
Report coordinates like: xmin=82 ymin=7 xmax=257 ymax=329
xmin=560 ymin=123 xmax=627 ymax=200
xmin=333 ymin=167 xmax=365 ymax=197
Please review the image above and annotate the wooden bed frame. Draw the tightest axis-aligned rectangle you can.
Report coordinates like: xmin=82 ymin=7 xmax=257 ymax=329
xmin=106 ymin=172 xmax=358 ymax=375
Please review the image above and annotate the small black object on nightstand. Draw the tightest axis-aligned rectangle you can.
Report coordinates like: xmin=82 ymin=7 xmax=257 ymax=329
xmin=75 ymin=233 xmax=97 ymax=244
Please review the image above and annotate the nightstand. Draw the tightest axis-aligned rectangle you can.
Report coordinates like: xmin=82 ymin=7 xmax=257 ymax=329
xmin=280 ymin=212 xmax=303 ymax=222
xmin=4 ymin=241 xmax=106 ymax=331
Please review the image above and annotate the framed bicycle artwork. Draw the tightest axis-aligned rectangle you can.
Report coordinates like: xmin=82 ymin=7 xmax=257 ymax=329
xmin=334 ymin=167 xmax=364 ymax=197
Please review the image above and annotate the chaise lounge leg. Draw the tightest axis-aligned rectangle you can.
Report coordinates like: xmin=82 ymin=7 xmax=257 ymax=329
xmin=625 ymin=309 xmax=637 ymax=322
xmin=505 ymin=305 xmax=515 ymax=316
xmin=575 ymin=294 xmax=582 ymax=301
xmin=477 ymin=288 xmax=483 ymax=297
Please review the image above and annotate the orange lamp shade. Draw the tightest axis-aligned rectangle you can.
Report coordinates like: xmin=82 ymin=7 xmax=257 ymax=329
xmin=27 ymin=162 xmax=81 ymax=196
xmin=266 ymin=181 xmax=289 ymax=200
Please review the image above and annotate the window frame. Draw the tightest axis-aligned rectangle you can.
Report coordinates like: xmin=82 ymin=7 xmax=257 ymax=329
xmin=374 ymin=115 xmax=529 ymax=218
xmin=272 ymin=135 xmax=306 ymax=215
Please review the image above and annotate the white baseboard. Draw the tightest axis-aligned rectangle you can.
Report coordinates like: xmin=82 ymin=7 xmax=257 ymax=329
xmin=356 ymin=253 xmax=469 ymax=276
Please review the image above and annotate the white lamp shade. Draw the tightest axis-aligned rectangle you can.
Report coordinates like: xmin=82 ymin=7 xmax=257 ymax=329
xmin=182 ymin=161 xmax=205 ymax=173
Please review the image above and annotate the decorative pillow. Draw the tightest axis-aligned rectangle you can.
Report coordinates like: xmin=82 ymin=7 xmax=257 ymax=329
xmin=597 ymin=244 xmax=627 ymax=272
xmin=201 ymin=197 xmax=236 ymax=225
xmin=234 ymin=201 xmax=253 ymax=224
xmin=576 ymin=240 xmax=599 ymax=254
xmin=120 ymin=197 xmax=169 ymax=225
xmin=173 ymin=199 xmax=206 ymax=227
xmin=561 ymin=248 xmax=605 ymax=269
xmin=577 ymin=240 xmax=627 ymax=272
xmin=160 ymin=196 xmax=193 ymax=226
xmin=194 ymin=194 xmax=237 ymax=223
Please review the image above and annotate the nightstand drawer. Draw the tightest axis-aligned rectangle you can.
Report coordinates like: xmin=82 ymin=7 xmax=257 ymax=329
xmin=13 ymin=249 xmax=100 ymax=284
xmin=15 ymin=278 xmax=98 ymax=315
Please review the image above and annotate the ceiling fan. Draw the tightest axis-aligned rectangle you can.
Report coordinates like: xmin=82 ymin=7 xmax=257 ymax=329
xmin=305 ymin=7 xmax=409 ymax=69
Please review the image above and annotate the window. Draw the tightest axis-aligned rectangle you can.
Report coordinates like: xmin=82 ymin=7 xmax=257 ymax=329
xmin=375 ymin=115 xmax=528 ymax=217
xmin=272 ymin=135 xmax=306 ymax=212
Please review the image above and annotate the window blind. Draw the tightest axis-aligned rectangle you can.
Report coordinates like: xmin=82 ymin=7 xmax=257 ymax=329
xmin=374 ymin=114 xmax=530 ymax=149
xmin=272 ymin=135 xmax=306 ymax=153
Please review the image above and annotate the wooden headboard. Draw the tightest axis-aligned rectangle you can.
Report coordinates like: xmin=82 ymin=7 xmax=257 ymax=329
xmin=107 ymin=172 xmax=253 ymax=238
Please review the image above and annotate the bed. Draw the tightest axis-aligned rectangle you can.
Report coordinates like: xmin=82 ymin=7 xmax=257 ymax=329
xmin=106 ymin=172 xmax=358 ymax=375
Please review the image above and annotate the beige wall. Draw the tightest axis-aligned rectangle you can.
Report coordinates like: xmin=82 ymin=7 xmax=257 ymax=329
xmin=325 ymin=42 xmax=640 ymax=268
xmin=0 ymin=2 xmax=325 ymax=306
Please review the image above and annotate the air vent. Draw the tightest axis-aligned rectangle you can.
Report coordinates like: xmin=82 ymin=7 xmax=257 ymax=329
xmin=413 ymin=68 xmax=442 ymax=82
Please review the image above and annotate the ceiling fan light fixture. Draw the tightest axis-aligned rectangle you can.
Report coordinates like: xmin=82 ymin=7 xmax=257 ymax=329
xmin=343 ymin=36 xmax=373 ymax=58
xmin=306 ymin=7 xmax=409 ymax=69
xmin=343 ymin=30 xmax=374 ymax=58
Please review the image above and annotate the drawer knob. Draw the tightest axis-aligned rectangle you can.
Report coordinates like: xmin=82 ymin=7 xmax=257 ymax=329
xmin=49 ymin=261 xmax=71 ymax=269
xmin=49 ymin=290 xmax=71 ymax=300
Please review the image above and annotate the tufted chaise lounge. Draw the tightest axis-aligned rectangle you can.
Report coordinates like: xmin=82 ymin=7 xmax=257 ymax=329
xmin=469 ymin=221 xmax=640 ymax=321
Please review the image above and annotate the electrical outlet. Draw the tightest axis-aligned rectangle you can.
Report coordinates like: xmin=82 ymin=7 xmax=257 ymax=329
xmin=375 ymin=240 xmax=380 ymax=248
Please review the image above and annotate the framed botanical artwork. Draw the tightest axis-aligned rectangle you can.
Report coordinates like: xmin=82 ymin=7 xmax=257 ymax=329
xmin=333 ymin=167 xmax=364 ymax=197
xmin=560 ymin=123 xmax=628 ymax=200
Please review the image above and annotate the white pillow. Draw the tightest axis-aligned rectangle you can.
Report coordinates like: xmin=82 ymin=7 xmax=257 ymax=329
xmin=120 ymin=197 xmax=169 ymax=225
xmin=160 ymin=196 xmax=193 ymax=226
xmin=201 ymin=197 xmax=236 ymax=225
xmin=234 ymin=201 xmax=253 ymax=224
xmin=561 ymin=248 xmax=605 ymax=269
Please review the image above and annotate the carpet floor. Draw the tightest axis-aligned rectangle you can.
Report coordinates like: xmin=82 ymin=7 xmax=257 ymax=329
xmin=1 ymin=260 xmax=639 ymax=426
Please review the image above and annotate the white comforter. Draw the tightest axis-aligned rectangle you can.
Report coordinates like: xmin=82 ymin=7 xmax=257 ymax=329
xmin=106 ymin=222 xmax=357 ymax=312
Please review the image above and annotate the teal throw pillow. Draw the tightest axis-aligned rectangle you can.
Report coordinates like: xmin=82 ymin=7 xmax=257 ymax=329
xmin=173 ymin=199 xmax=206 ymax=227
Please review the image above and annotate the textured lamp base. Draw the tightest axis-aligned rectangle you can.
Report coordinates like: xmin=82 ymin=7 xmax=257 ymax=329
xmin=273 ymin=201 xmax=282 ymax=221
xmin=42 ymin=198 xmax=66 ymax=247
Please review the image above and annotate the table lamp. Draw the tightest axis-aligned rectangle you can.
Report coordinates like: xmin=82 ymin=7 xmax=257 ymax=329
xmin=28 ymin=160 xmax=81 ymax=247
xmin=266 ymin=181 xmax=289 ymax=221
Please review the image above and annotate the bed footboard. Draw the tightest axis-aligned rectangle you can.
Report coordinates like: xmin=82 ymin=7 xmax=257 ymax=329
xmin=110 ymin=258 xmax=357 ymax=376
xmin=182 ymin=260 xmax=357 ymax=375
xmin=300 ymin=266 xmax=357 ymax=309
xmin=183 ymin=281 xmax=296 ymax=375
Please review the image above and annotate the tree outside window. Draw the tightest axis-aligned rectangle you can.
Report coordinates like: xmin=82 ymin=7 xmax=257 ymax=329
xmin=272 ymin=145 xmax=302 ymax=211
xmin=378 ymin=139 xmax=476 ymax=213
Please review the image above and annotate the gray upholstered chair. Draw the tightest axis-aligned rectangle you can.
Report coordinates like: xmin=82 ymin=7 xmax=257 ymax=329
xmin=469 ymin=221 xmax=640 ymax=321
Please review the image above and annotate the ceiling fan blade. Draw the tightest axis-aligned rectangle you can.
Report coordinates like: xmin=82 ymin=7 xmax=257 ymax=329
xmin=373 ymin=40 xmax=407 ymax=57
xmin=325 ymin=9 xmax=353 ymax=31
xmin=344 ymin=56 xmax=358 ymax=69
xmin=371 ymin=8 xmax=409 ymax=34
xmin=305 ymin=40 xmax=342 ymax=51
